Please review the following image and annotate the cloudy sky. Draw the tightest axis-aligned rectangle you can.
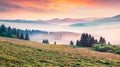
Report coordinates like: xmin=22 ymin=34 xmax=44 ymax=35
xmin=0 ymin=0 xmax=120 ymax=20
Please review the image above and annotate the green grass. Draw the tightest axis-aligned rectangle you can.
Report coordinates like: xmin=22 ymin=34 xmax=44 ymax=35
xmin=0 ymin=41 xmax=120 ymax=67
xmin=92 ymin=44 xmax=120 ymax=54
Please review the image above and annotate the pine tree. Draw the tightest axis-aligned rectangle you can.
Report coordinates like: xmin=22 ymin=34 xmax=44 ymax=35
xmin=20 ymin=33 xmax=24 ymax=39
xmin=24 ymin=33 xmax=30 ymax=40
xmin=54 ymin=41 xmax=56 ymax=45
xmin=16 ymin=30 xmax=20 ymax=39
xmin=79 ymin=33 xmax=86 ymax=46
xmin=0 ymin=24 xmax=6 ymax=36
xmin=94 ymin=39 xmax=98 ymax=44
xmin=6 ymin=26 xmax=13 ymax=38
xmin=99 ymin=37 xmax=106 ymax=44
xmin=79 ymin=33 xmax=90 ymax=47
xmin=88 ymin=37 xmax=95 ymax=47
xmin=12 ymin=28 xmax=17 ymax=35
xmin=99 ymin=37 xmax=103 ymax=44
xmin=70 ymin=41 xmax=74 ymax=46
xmin=76 ymin=40 xmax=80 ymax=46
xmin=0 ymin=24 xmax=6 ymax=32
xmin=102 ymin=38 xmax=106 ymax=44
xmin=43 ymin=39 xmax=49 ymax=44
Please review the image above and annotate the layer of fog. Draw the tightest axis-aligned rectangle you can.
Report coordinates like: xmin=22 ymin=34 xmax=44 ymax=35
xmin=0 ymin=22 xmax=120 ymax=45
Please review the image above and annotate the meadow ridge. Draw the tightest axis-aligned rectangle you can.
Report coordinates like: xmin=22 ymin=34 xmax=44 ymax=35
xmin=0 ymin=37 xmax=120 ymax=67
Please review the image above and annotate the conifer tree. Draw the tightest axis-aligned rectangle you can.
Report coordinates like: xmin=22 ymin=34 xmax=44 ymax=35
xmin=76 ymin=40 xmax=80 ymax=46
xmin=6 ymin=26 xmax=12 ymax=38
xmin=70 ymin=41 xmax=74 ymax=46
xmin=0 ymin=24 xmax=6 ymax=36
xmin=24 ymin=33 xmax=30 ymax=40
xmin=20 ymin=33 xmax=24 ymax=39
xmin=99 ymin=37 xmax=106 ymax=44
xmin=16 ymin=30 xmax=20 ymax=39
xmin=43 ymin=39 xmax=49 ymax=44
xmin=54 ymin=41 xmax=56 ymax=45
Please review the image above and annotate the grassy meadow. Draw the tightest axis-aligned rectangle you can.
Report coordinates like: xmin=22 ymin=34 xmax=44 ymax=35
xmin=0 ymin=37 xmax=120 ymax=67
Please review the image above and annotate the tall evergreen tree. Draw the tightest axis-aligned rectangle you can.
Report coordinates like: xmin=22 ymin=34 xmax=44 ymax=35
xmin=79 ymin=33 xmax=90 ymax=47
xmin=88 ymin=37 xmax=95 ymax=47
xmin=99 ymin=37 xmax=106 ymax=44
xmin=6 ymin=26 xmax=13 ymax=38
xmin=54 ymin=41 xmax=56 ymax=45
xmin=20 ymin=33 xmax=24 ymax=39
xmin=0 ymin=24 xmax=6 ymax=36
xmin=16 ymin=30 xmax=20 ymax=39
xmin=12 ymin=28 xmax=17 ymax=35
xmin=76 ymin=40 xmax=80 ymax=46
xmin=24 ymin=33 xmax=30 ymax=40
xmin=99 ymin=37 xmax=103 ymax=44
xmin=102 ymin=38 xmax=106 ymax=44
xmin=0 ymin=24 xmax=6 ymax=32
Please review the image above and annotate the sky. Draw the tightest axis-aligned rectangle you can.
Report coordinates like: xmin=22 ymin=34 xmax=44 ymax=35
xmin=0 ymin=0 xmax=120 ymax=20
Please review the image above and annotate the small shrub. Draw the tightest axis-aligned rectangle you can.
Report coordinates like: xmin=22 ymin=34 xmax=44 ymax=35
xmin=92 ymin=44 xmax=119 ymax=54
xmin=115 ymin=50 xmax=120 ymax=54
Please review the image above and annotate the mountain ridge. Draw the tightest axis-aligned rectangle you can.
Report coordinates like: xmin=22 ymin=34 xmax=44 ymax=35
xmin=0 ymin=18 xmax=99 ymax=25
xmin=71 ymin=15 xmax=120 ymax=27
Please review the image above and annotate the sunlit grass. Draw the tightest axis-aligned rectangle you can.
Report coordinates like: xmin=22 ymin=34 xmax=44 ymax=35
xmin=0 ymin=37 xmax=120 ymax=67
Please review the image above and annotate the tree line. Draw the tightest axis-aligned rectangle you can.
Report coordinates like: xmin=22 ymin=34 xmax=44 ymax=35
xmin=0 ymin=24 xmax=29 ymax=40
xmin=70 ymin=33 xmax=107 ymax=47
xmin=42 ymin=33 xmax=107 ymax=46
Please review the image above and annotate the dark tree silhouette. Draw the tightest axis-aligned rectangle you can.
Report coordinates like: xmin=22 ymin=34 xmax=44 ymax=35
xmin=6 ymin=26 xmax=13 ymax=38
xmin=76 ymin=40 xmax=80 ymax=46
xmin=70 ymin=41 xmax=74 ymax=46
xmin=20 ymin=33 xmax=24 ymax=39
xmin=76 ymin=33 xmax=98 ymax=47
xmin=0 ymin=24 xmax=6 ymax=36
xmin=80 ymin=33 xmax=88 ymax=47
xmin=99 ymin=37 xmax=106 ymax=44
xmin=12 ymin=28 xmax=17 ymax=35
xmin=16 ymin=30 xmax=20 ymax=39
xmin=0 ymin=24 xmax=6 ymax=32
xmin=43 ymin=39 xmax=49 ymax=44
xmin=24 ymin=33 xmax=30 ymax=40
xmin=88 ymin=37 xmax=95 ymax=47
xmin=54 ymin=41 xmax=56 ymax=45
xmin=94 ymin=39 xmax=98 ymax=44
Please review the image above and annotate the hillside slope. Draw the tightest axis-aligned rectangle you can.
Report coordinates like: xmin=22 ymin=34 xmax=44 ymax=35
xmin=0 ymin=37 xmax=120 ymax=67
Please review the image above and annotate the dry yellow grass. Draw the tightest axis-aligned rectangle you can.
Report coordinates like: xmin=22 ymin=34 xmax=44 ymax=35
xmin=0 ymin=37 xmax=120 ymax=61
